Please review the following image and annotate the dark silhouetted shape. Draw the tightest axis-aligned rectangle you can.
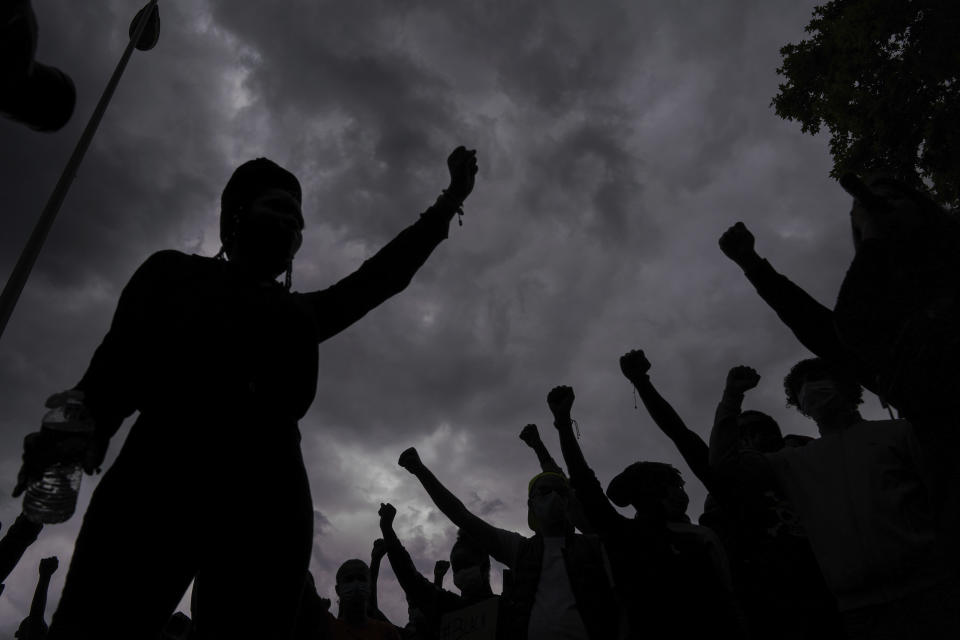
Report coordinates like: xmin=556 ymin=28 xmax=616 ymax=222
xmin=772 ymin=1 xmax=960 ymax=208
xmin=34 ymin=148 xmax=477 ymax=639
xmin=15 ymin=556 xmax=57 ymax=640
xmin=378 ymin=502 xmax=497 ymax=640
xmin=432 ymin=559 xmax=450 ymax=589
xmin=0 ymin=514 xmax=43 ymax=586
xmin=368 ymin=537 xmax=392 ymax=624
xmin=547 ymin=383 xmax=745 ymax=639
xmin=321 ymin=559 xmax=401 ymax=639
xmin=398 ymin=446 xmax=620 ymax=640
xmin=621 ymin=350 xmax=840 ymax=639
xmin=707 ymin=365 xmax=842 ymax=639
xmin=720 ymin=181 xmax=960 ymax=574
xmin=711 ymin=357 xmax=959 ymax=638
xmin=0 ymin=1 xmax=75 ymax=131
xmin=159 ymin=612 xmax=192 ymax=640
xmin=517 ymin=423 xmax=593 ymax=534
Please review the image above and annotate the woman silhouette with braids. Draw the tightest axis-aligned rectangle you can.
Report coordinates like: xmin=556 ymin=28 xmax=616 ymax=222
xmin=19 ymin=146 xmax=478 ymax=639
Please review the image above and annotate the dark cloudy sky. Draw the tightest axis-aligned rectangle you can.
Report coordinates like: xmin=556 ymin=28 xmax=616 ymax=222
xmin=0 ymin=0 xmax=891 ymax=630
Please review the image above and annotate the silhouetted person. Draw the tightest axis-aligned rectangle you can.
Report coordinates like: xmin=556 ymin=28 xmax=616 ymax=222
xmin=518 ymin=423 xmax=593 ymax=534
xmin=320 ymin=559 xmax=400 ymax=640
xmin=621 ymin=350 xmax=840 ymax=639
xmin=14 ymin=556 xmax=57 ymax=640
xmin=432 ymin=560 xmax=449 ymax=589
xmin=547 ymin=384 xmax=743 ymax=639
xmin=398 ymin=447 xmax=620 ymax=640
xmin=14 ymin=147 xmax=478 ymax=639
xmin=0 ymin=0 xmax=75 ymax=131
xmin=711 ymin=357 xmax=958 ymax=639
xmin=378 ymin=502 xmax=497 ymax=640
xmin=719 ymin=180 xmax=960 ymax=570
xmin=0 ymin=514 xmax=43 ymax=586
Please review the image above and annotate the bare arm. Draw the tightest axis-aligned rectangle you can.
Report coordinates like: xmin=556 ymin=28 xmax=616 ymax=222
xmin=368 ymin=538 xmax=386 ymax=616
xmin=299 ymin=148 xmax=477 ymax=343
xmin=519 ymin=424 xmax=565 ymax=475
xmin=719 ymin=222 xmax=881 ymax=397
xmin=547 ymin=386 xmax=623 ymax=535
xmin=708 ymin=366 xmax=759 ymax=468
xmin=620 ymin=350 xmax=713 ymax=489
xmin=379 ymin=504 xmax=432 ymax=604
xmin=398 ymin=448 xmax=509 ymax=564
xmin=22 ymin=556 xmax=57 ymax=637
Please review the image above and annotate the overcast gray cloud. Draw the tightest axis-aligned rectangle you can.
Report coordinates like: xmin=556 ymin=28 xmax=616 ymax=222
xmin=0 ymin=0 xmax=892 ymax=631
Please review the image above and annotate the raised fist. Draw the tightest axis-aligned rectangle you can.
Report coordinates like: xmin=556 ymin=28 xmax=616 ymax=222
xmin=547 ymin=386 xmax=575 ymax=418
xmin=398 ymin=447 xmax=423 ymax=473
xmin=372 ymin=538 xmax=387 ymax=560
xmin=447 ymin=146 xmax=479 ymax=201
xmin=726 ymin=365 xmax=761 ymax=394
xmin=619 ymin=349 xmax=651 ymax=381
xmin=519 ymin=424 xmax=541 ymax=445
xmin=718 ymin=222 xmax=757 ymax=266
xmin=379 ymin=502 xmax=397 ymax=527
xmin=39 ymin=556 xmax=59 ymax=576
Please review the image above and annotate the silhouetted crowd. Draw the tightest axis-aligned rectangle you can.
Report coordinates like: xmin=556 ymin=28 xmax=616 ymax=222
xmin=3 ymin=2 xmax=960 ymax=638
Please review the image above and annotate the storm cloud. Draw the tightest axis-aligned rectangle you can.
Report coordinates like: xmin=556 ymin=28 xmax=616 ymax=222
xmin=0 ymin=0 xmax=886 ymax=630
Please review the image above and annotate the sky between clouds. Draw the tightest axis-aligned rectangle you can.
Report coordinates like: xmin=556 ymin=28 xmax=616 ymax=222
xmin=0 ymin=0 xmax=892 ymax=630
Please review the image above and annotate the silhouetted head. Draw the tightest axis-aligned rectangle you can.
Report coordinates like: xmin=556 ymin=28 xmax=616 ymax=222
xmin=784 ymin=358 xmax=863 ymax=427
xmin=220 ymin=158 xmax=304 ymax=282
xmin=738 ymin=410 xmax=784 ymax=453
xmin=450 ymin=529 xmax=492 ymax=598
xmin=527 ymin=472 xmax=573 ymax=536
xmin=848 ymin=171 xmax=947 ymax=250
xmin=606 ymin=461 xmax=689 ymax=523
xmin=335 ymin=558 xmax=370 ymax=621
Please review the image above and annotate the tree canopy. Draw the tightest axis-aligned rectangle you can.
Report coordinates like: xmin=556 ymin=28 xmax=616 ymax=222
xmin=772 ymin=0 xmax=960 ymax=208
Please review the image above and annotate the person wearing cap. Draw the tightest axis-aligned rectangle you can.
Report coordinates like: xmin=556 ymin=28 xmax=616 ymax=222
xmin=17 ymin=147 xmax=478 ymax=639
xmin=398 ymin=446 xmax=620 ymax=640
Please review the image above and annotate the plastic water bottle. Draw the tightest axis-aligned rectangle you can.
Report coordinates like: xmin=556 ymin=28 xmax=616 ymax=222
xmin=23 ymin=396 xmax=94 ymax=524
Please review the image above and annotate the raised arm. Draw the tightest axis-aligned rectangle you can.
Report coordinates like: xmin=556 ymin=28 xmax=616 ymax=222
xmin=619 ymin=350 xmax=713 ymax=488
xmin=433 ymin=560 xmax=450 ymax=588
xmin=708 ymin=366 xmax=758 ymax=468
xmin=518 ymin=424 xmax=565 ymax=475
xmin=0 ymin=514 xmax=43 ymax=583
xmin=20 ymin=556 xmax=57 ymax=639
xmin=368 ymin=538 xmax=387 ymax=619
xmin=378 ymin=503 xmax=440 ymax=612
xmin=719 ymin=222 xmax=880 ymax=397
xmin=299 ymin=148 xmax=478 ymax=343
xmin=398 ymin=447 xmax=508 ymax=564
xmin=546 ymin=386 xmax=623 ymax=535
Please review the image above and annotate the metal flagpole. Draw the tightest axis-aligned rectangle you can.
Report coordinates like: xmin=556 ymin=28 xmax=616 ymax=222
xmin=0 ymin=0 xmax=160 ymax=343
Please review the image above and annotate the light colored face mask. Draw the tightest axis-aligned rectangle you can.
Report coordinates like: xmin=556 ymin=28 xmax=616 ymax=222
xmin=798 ymin=380 xmax=839 ymax=416
xmin=453 ymin=566 xmax=485 ymax=594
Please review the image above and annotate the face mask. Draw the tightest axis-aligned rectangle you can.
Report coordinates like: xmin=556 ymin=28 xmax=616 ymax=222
xmin=453 ymin=566 xmax=485 ymax=594
xmin=338 ymin=581 xmax=369 ymax=603
xmin=798 ymin=381 xmax=838 ymax=415
xmin=532 ymin=492 xmax=566 ymax=527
